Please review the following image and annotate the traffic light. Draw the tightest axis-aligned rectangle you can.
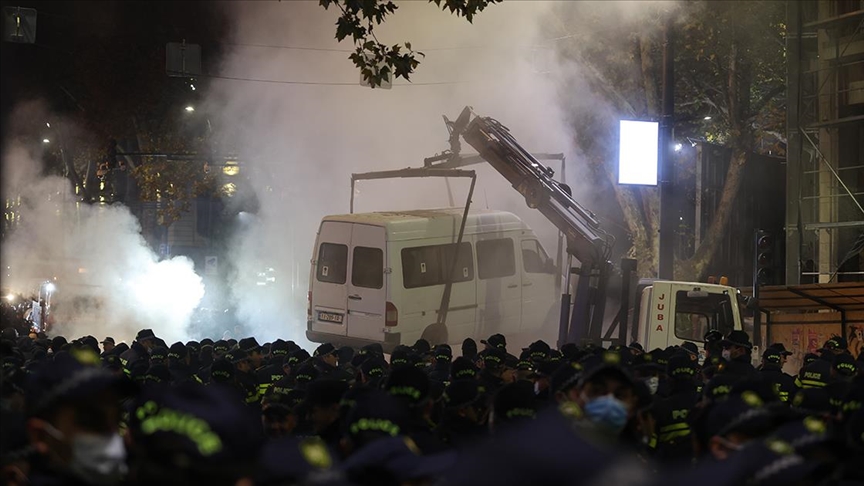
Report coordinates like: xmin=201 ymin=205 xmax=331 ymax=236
xmin=754 ymin=230 xmax=783 ymax=286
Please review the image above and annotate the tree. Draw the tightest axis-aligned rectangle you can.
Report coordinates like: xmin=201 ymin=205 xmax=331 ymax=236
xmin=319 ymin=0 xmax=501 ymax=87
xmin=37 ymin=2 xmax=228 ymax=226
xmin=546 ymin=1 xmax=786 ymax=280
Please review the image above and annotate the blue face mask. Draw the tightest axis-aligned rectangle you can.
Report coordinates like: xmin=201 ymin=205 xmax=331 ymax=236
xmin=583 ymin=394 xmax=629 ymax=434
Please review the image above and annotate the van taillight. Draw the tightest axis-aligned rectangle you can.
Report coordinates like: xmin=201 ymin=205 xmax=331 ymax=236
xmin=307 ymin=291 xmax=312 ymax=319
xmin=385 ymin=301 xmax=398 ymax=327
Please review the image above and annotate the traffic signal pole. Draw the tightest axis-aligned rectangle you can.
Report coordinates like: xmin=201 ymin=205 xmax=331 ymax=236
xmin=753 ymin=229 xmax=779 ymax=346
xmin=753 ymin=230 xmax=764 ymax=341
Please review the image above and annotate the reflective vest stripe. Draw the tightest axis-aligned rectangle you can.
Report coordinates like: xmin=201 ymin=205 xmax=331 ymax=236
xmin=799 ymin=379 xmax=826 ymax=388
xmin=658 ymin=427 xmax=691 ymax=443
xmin=659 ymin=423 xmax=690 ymax=433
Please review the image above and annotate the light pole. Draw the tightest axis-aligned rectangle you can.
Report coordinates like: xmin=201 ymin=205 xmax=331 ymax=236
xmin=658 ymin=18 xmax=676 ymax=280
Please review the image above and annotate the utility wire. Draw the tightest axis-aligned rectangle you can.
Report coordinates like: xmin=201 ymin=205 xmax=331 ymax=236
xmin=198 ymin=72 xmax=467 ymax=87
xmin=222 ymin=41 xmax=544 ymax=53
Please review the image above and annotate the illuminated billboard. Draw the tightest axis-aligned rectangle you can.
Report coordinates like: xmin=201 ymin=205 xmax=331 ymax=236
xmin=618 ymin=120 xmax=659 ymax=186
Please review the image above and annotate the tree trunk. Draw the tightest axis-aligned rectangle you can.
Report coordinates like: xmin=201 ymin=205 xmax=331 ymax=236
xmin=676 ymin=33 xmax=754 ymax=281
xmin=639 ymin=32 xmax=660 ymax=116
xmin=676 ymin=146 xmax=748 ymax=280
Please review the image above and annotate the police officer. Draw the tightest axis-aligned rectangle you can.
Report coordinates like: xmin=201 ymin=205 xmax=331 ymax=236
xmin=758 ymin=347 xmax=795 ymax=403
xmin=119 ymin=329 xmax=157 ymax=375
xmin=478 ymin=347 xmax=511 ymax=395
xmin=313 ymin=343 xmax=352 ymax=381
xmin=704 ymin=331 xmax=756 ymax=402
xmin=652 ymin=352 xmax=700 ymax=463
xmin=227 ymin=349 xmax=261 ymax=407
xmin=701 ymin=330 xmax=723 ymax=382
xmin=428 ymin=344 xmax=453 ymax=384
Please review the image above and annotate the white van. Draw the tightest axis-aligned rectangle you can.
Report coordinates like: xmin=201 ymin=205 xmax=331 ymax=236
xmin=306 ymin=208 xmax=559 ymax=352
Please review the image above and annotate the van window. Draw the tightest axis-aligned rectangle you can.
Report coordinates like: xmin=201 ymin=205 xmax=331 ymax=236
xmin=402 ymin=242 xmax=473 ymax=289
xmin=477 ymin=238 xmax=515 ymax=279
xmin=673 ymin=290 xmax=735 ymax=342
xmin=521 ymin=240 xmax=552 ymax=274
xmin=352 ymin=246 xmax=383 ymax=289
xmin=317 ymin=243 xmax=348 ymax=284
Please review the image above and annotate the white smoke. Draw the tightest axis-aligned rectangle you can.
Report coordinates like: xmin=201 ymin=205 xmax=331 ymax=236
xmin=1 ymin=108 xmax=204 ymax=344
xmin=204 ymin=1 xmax=594 ymax=346
xmin=2 ymin=2 xmax=681 ymax=347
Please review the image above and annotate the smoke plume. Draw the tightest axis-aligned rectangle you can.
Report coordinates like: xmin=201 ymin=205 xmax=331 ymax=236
xmin=1 ymin=103 xmax=204 ymax=344
xmin=204 ymin=1 xmax=606 ymax=345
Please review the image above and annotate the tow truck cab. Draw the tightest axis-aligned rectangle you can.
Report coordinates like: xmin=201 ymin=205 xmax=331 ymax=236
xmin=635 ymin=280 xmax=743 ymax=355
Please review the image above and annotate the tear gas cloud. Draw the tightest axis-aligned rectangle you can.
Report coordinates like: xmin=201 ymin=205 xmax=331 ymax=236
xmin=1 ymin=104 xmax=204 ymax=344
xmin=0 ymin=2 xmax=680 ymax=346
xmin=206 ymin=1 xmax=666 ymax=345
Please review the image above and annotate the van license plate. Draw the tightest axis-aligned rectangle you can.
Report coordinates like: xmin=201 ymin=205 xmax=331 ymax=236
xmin=318 ymin=311 xmax=344 ymax=324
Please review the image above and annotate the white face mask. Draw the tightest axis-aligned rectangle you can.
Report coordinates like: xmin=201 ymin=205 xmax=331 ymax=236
xmin=644 ymin=376 xmax=659 ymax=395
xmin=721 ymin=349 xmax=732 ymax=361
xmin=44 ymin=423 xmax=127 ymax=484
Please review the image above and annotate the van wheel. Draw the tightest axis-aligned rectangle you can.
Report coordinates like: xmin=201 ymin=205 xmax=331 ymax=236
xmin=421 ymin=323 xmax=448 ymax=346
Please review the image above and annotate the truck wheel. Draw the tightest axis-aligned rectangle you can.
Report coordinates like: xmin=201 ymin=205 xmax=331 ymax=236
xmin=421 ymin=323 xmax=448 ymax=346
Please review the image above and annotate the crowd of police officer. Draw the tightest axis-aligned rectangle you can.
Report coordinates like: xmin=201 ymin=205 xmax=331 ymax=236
xmin=0 ymin=325 xmax=862 ymax=486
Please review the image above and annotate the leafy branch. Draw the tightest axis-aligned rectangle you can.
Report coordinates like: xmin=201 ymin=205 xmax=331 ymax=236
xmin=319 ymin=0 xmax=501 ymax=87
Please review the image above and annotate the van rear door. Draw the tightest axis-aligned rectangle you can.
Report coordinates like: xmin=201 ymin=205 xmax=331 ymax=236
xmin=345 ymin=224 xmax=387 ymax=341
xmin=310 ymin=222 xmax=352 ymax=336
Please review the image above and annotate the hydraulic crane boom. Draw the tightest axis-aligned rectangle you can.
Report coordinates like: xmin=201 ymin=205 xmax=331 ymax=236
xmin=460 ymin=111 xmax=613 ymax=266
xmin=438 ymin=106 xmax=614 ymax=346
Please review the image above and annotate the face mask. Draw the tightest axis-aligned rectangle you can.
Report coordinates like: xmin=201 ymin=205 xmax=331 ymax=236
xmin=44 ymin=423 xmax=127 ymax=484
xmin=534 ymin=381 xmax=541 ymax=395
xmin=644 ymin=376 xmax=659 ymax=395
xmin=721 ymin=349 xmax=732 ymax=361
xmin=582 ymin=393 xmax=629 ymax=434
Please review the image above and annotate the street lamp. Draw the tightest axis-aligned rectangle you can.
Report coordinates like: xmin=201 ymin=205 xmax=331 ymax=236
xmin=42 ymin=138 xmax=50 ymax=144
xmin=185 ymin=105 xmax=195 ymax=113
xmin=674 ymin=143 xmax=683 ymax=152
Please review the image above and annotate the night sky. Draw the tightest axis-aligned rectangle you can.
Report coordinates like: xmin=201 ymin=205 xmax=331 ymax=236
xmin=1 ymin=1 xmax=227 ymax=130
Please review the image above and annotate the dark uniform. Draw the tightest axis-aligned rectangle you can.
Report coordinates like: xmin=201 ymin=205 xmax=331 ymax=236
xmin=758 ymin=348 xmax=796 ymax=403
xmin=314 ymin=357 xmax=353 ymax=382
xmin=705 ymin=331 xmax=757 ymax=402
xmin=257 ymin=355 xmax=288 ymax=397
xmin=653 ymin=354 xmax=700 ymax=463
xmin=478 ymin=347 xmax=508 ymax=396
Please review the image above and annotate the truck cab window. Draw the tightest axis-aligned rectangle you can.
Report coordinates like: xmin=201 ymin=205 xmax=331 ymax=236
xmin=673 ymin=290 xmax=735 ymax=342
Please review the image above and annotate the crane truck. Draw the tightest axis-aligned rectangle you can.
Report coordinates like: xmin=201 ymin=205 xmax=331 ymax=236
xmin=306 ymin=107 xmax=744 ymax=353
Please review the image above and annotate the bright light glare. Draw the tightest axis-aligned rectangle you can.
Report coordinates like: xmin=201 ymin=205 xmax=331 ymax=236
xmin=190 ymin=84 xmax=196 ymax=91
xmin=46 ymin=122 xmax=51 ymax=128
xmin=674 ymin=143 xmax=683 ymax=152
xmin=131 ymin=260 xmax=204 ymax=314
xmin=618 ymin=120 xmax=659 ymax=186
xmin=42 ymin=138 xmax=50 ymax=144
xmin=45 ymin=283 xmax=56 ymax=293
xmin=184 ymin=106 xmax=195 ymax=112
xmin=704 ymin=116 xmax=712 ymax=120
xmin=4 ymin=294 xmax=14 ymax=302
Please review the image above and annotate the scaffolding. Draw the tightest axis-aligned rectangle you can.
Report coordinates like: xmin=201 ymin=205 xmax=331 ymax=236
xmin=787 ymin=0 xmax=864 ymax=284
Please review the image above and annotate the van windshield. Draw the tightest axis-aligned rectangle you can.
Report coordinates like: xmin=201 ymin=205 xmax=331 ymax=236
xmin=673 ymin=290 xmax=735 ymax=342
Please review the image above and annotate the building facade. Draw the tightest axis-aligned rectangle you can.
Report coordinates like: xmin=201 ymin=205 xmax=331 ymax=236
xmin=786 ymin=0 xmax=864 ymax=283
